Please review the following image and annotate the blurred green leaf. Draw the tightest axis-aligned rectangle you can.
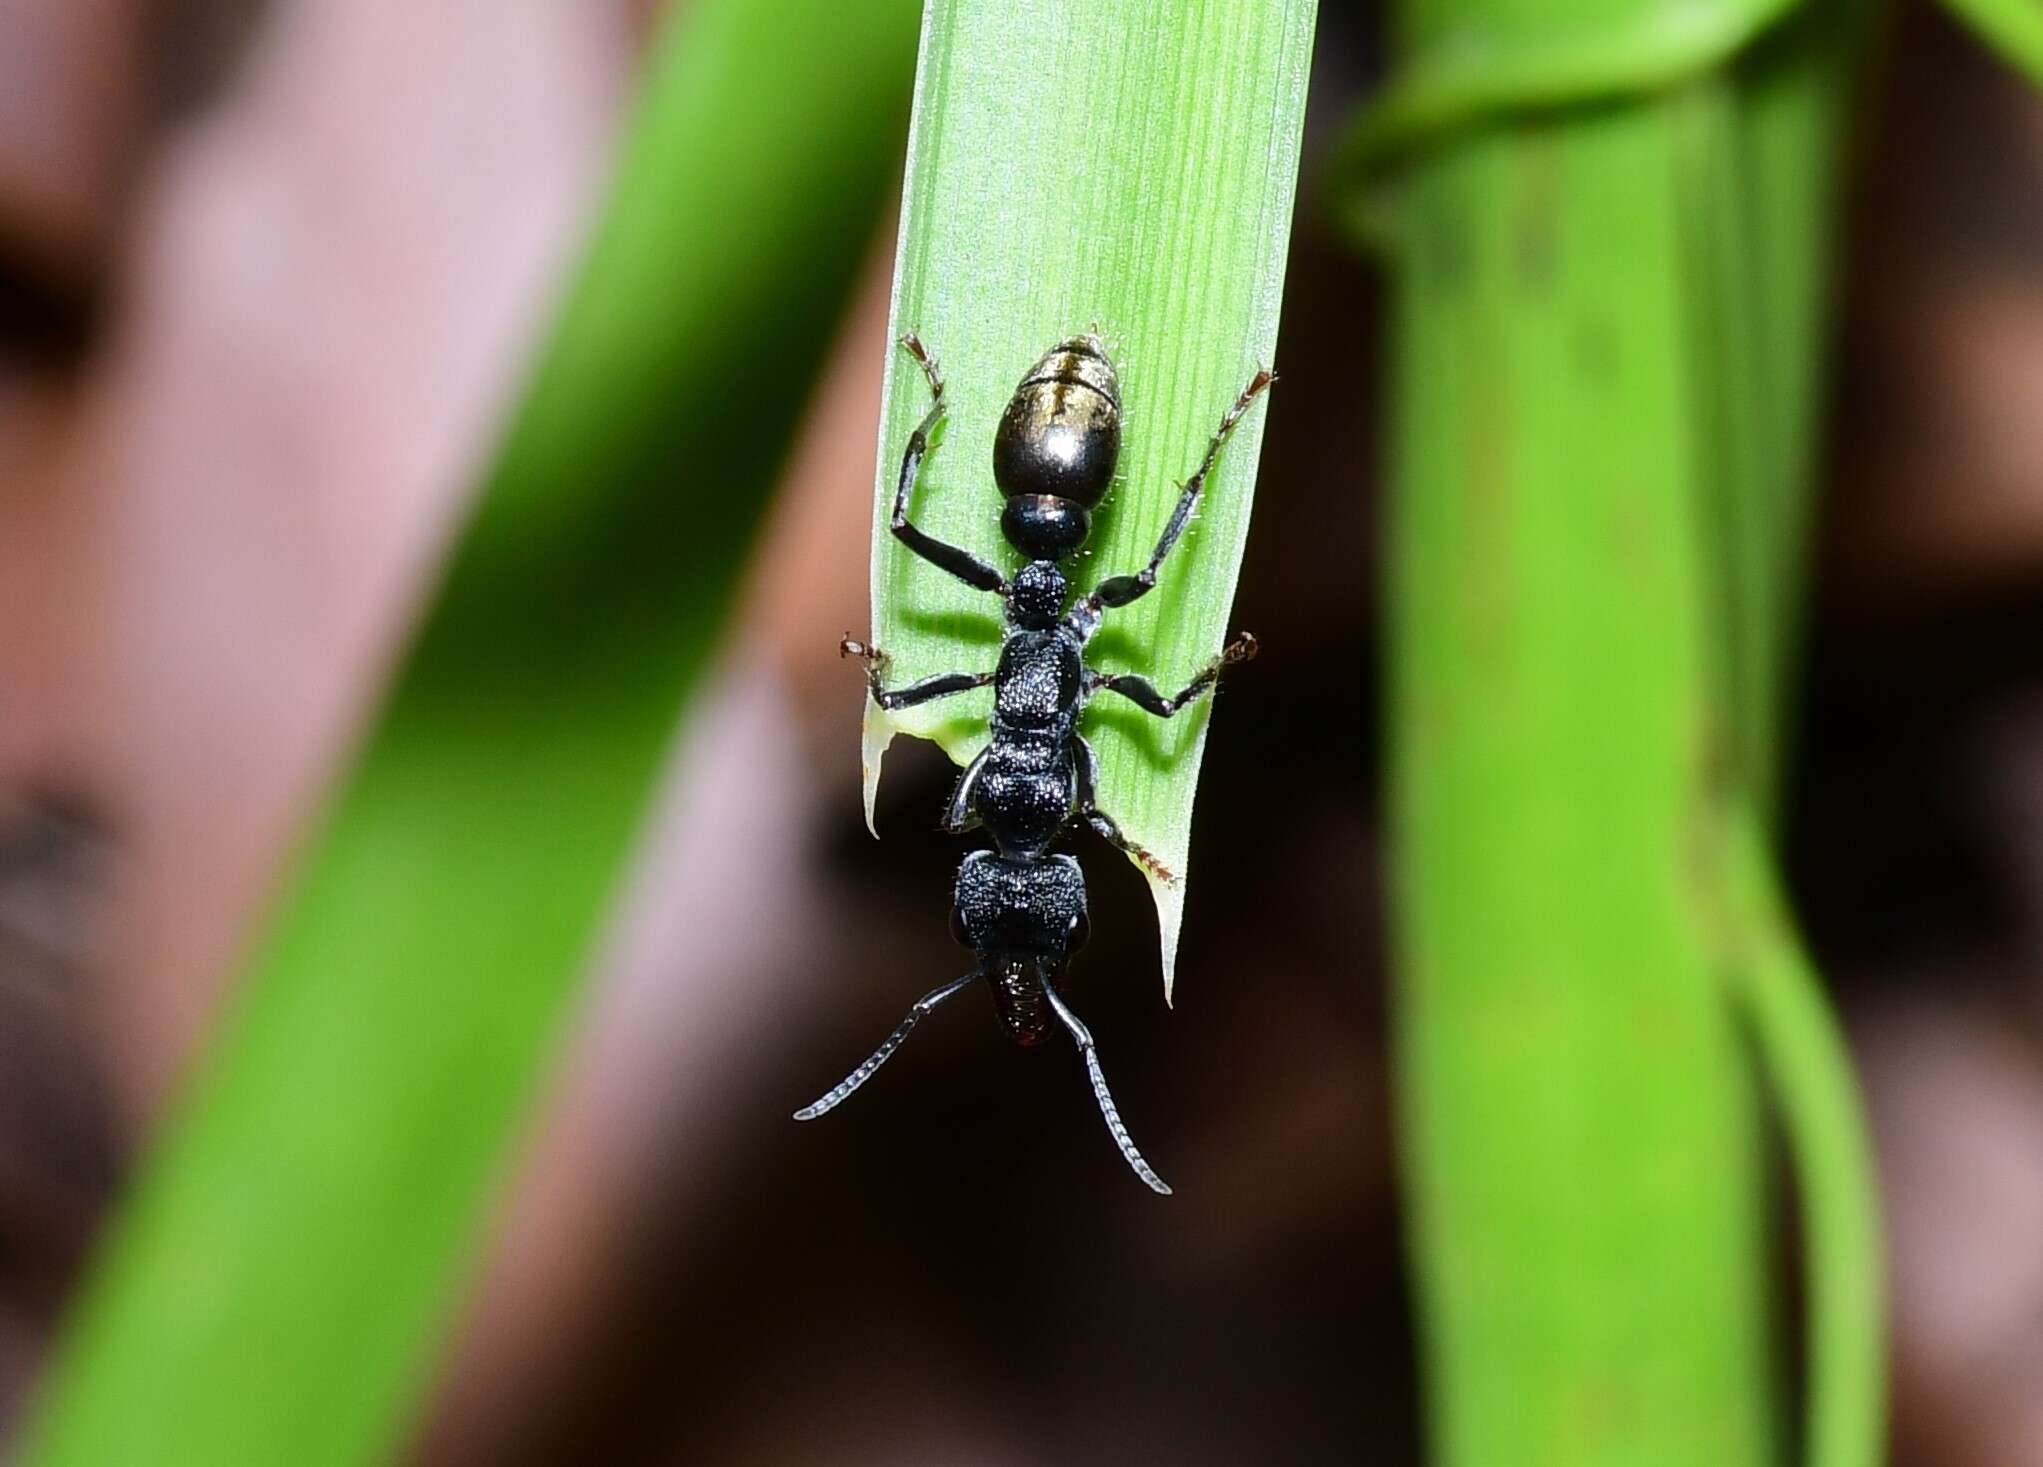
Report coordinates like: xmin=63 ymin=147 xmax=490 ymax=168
xmin=24 ymin=0 xmax=916 ymax=1462
xmin=862 ymin=0 xmax=1318 ymax=1002
xmin=1358 ymin=0 xmax=1883 ymax=1461
xmin=1340 ymin=0 xmax=1792 ymax=172
xmin=1939 ymin=0 xmax=2043 ymax=87
xmin=1385 ymin=112 xmax=1776 ymax=1464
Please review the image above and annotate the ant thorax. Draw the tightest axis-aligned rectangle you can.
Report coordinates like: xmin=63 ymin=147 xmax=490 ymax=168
xmin=1004 ymin=559 xmax=1068 ymax=630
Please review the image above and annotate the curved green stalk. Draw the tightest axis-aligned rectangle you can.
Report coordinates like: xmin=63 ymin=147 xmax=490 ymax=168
xmin=24 ymin=0 xmax=917 ymax=1462
xmin=1724 ymin=807 xmax=1884 ymax=1467
xmin=861 ymin=0 xmax=1317 ymax=1002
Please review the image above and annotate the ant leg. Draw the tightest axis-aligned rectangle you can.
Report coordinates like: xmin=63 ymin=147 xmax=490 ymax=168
xmin=1036 ymin=969 xmax=1171 ymax=1195
xmin=1092 ymin=632 xmax=1259 ymax=717
xmin=841 ymin=637 xmax=992 ymax=711
xmin=793 ymin=972 xmax=977 ymax=1120
xmin=1085 ymin=810 xmax=1176 ymax=886
xmin=1074 ymin=737 xmax=1176 ymax=884
xmin=1089 ymin=367 xmax=1274 ymax=612
xmin=889 ymin=334 xmax=1007 ymax=595
xmin=944 ymin=744 xmax=991 ymax=834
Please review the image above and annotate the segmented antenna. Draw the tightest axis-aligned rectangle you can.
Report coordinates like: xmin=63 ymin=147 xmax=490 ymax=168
xmin=1038 ymin=972 xmax=1173 ymax=1196
xmin=793 ymin=973 xmax=976 ymax=1121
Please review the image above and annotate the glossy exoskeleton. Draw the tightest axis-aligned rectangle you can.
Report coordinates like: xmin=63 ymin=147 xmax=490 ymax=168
xmin=795 ymin=333 xmax=1272 ymax=1194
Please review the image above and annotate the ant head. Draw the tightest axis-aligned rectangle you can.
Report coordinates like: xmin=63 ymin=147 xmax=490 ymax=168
xmin=950 ymin=852 xmax=1089 ymax=960
xmin=1006 ymin=559 xmax=1068 ymax=629
xmin=803 ymin=847 xmax=1164 ymax=1193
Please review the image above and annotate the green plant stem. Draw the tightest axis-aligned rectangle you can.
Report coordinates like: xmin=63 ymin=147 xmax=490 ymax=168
xmin=1367 ymin=0 xmax=1885 ymax=1459
xmin=1724 ymin=805 xmax=1884 ymax=1467
xmin=1673 ymin=18 xmax=1889 ymax=1465
xmin=24 ymin=1 xmax=916 ymax=1462
xmin=1387 ymin=109 xmax=1776 ymax=1463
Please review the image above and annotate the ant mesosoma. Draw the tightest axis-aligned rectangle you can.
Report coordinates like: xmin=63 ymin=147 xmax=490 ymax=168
xmin=795 ymin=333 xmax=1272 ymax=1194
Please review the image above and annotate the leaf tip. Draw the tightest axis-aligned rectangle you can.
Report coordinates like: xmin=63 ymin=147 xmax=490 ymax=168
xmin=859 ymin=703 xmax=895 ymax=838
xmin=1141 ymin=860 xmax=1186 ymax=1008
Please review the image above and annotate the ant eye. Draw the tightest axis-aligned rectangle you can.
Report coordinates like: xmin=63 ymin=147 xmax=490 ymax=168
xmin=949 ymin=905 xmax=970 ymax=947
xmin=1068 ymin=910 xmax=1091 ymax=952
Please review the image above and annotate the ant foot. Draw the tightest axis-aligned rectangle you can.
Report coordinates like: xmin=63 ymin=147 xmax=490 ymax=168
xmin=897 ymin=333 xmax=943 ymax=396
xmin=1130 ymin=847 xmax=1178 ymax=886
xmin=840 ymin=638 xmax=892 ymax=693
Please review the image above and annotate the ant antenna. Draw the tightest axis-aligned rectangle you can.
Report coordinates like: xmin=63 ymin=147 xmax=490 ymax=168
xmin=1037 ymin=969 xmax=1172 ymax=1195
xmin=794 ymin=973 xmax=976 ymax=1120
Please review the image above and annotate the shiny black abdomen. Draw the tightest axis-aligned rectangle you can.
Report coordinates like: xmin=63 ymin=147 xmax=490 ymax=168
xmin=993 ymin=341 xmax=1121 ymax=508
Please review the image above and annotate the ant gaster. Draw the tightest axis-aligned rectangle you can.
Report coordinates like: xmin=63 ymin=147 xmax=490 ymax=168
xmin=795 ymin=333 xmax=1272 ymax=1194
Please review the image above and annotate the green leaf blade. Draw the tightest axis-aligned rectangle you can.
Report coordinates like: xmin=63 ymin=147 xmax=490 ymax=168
xmin=863 ymin=0 xmax=1318 ymax=1001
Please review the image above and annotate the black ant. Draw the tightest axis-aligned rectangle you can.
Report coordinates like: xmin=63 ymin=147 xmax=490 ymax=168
xmin=795 ymin=333 xmax=1271 ymax=1194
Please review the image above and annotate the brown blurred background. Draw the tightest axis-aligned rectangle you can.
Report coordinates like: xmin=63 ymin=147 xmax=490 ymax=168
xmin=0 ymin=1 xmax=2040 ymax=1463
